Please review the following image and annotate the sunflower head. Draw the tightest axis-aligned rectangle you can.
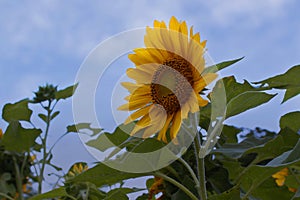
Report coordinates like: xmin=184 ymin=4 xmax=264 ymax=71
xmin=119 ymin=16 xmax=217 ymax=143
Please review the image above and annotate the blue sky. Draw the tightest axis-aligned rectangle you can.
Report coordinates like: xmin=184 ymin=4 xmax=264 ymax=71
xmin=1 ymin=0 xmax=300 ymax=193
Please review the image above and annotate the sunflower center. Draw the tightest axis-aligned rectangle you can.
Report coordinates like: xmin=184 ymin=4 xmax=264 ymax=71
xmin=150 ymin=56 xmax=194 ymax=114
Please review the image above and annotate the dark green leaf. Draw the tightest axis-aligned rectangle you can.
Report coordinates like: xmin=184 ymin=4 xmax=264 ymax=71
xmin=50 ymin=111 xmax=60 ymax=120
xmin=86 ymin=123 xmax=132 ymax=152
xmin=208 ymin=187 xmax=240 ymax=200
xmin=55 ymin=83 xmax=78 ymax=100
xmin=28 ymin=187 xmax=67 ymax=200
xmin=210 ymin=76 xmax=275 ymax=119
xmin=251 ymin=177 xmax=293 ymax=200
xmin=2 ymin=99 xmax=32 ymax=122
xmin=241 ymin=128 xmax=299 ymax=164
xmin=280 ymin=111 xmax=300 ymax=133
xmin=226 ymin=91 xmax=276 ymax=118
xmin=105 ymin=188 xmax=144 ymax=200
xmin=254 ymin=65 xmax=300 ymax=88
xmin=220 ymin=125 xmax=241 ymax=144
xmin=283 ymin=87 xmax=300 ymax=103
xmin=67 ymin=123 xmax=102 ymax=136
xmin=38 ymin=113 xmax=47 ymax=123
xmin=69 ymin=162 xmax=147 ymax=187
xmin=2 ymin=121 xmax=42 ymax=152
xmin=203 ymin=57 xmax=244 ymax=74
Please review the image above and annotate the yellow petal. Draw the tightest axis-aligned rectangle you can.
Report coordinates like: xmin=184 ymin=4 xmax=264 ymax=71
xmin=170 ymin=111 xmax=182 ymax=140
xmin=157 ymin=113 xmax=174 ymax=142
xmin=179 ymin=21 xmax=188 ymax=36
xmin=154 ymin=20 xmax=162 ymax=28
xmin=121 ymin=82 xmax=143 ymax=93
xmin=188 ymin=95 xmax=199 ymax=113
xmin=126 ymin=68 xmax=152 ymax=84
xmin=197 ymin=96 xmax=209 ymax=107
xmin=124 ymin=106 xmax=151 ymax=124
xmin=275 ymin=178 xmax=285 ymax=187
xmin=118 ymin=97 xmax=151 ymax=111
xmin=169 ymin=16 xmax=180 ymax=31
xmin=194 ymin=73 xmax=218 ymax=92
xmin=131 ymin=114 xmax=152 ymax=135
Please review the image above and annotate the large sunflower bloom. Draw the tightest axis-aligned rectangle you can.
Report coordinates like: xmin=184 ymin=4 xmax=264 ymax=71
xmin=119 ymin=16 xmax=217 ymax=143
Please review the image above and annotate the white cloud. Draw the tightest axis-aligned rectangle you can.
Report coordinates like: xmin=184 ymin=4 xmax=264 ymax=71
xmin=199 ymin=0 xmax=292 ymax=26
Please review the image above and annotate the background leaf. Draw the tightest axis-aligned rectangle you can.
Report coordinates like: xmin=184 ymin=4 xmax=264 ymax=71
xmin=2 ymin=99 xmax=32 ymax=122
xmin=280 ymin=111 xmax=300 ymax=133
xmin=55 ymin=83 xmax=78 ymax=100
xmin=203 ymin=57 xmax=244 ymax=74
xmin=2 ymin=121 xmax=42 ymax=152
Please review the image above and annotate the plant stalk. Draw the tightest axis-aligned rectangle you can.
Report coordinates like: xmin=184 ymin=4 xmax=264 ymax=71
xmin=13 ymin=156 xmax=24 ymax=200
xmin=154 ymin=172 xmax=198 ymax=200
xmin=38 ymin=100 xmax=52 ymax=194
xmin=194 ymin=133 xmax=207 ymax=200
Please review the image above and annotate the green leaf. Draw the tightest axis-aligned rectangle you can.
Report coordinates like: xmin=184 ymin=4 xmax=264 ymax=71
xmin=254 ymin=65 xmax=300 ymax=103
xmin=250 ymin=177 xmax=293 ymax=200
xmin=254 ymin=65 xmax=300 ymax=88
xmin=2 ymin=99 xmax=33 ymax=122
xmin=0 ymin=173 xmax=16 ymax=196
xmin=219 ymin=125 xmax=241 ymax=144
xmin=105 ymin=188 xmax=144 ymax=200
xmin=226 ymin=91 xmax=276 ymax=118
xmin=28 ymin=187 xmax=67 ymax=200
xmin=55 ymin=83 xmax=78 ymax=100
xmin=241 ymin=128 xmax=299 ymax=164
xmin=67 ymin=123 xmax=102 ymax=136
xmin=69 ymin=162 xmax=147 ymax=187
xmin=208 ymin=187 xmax=240 ymax=200
xmin=210 ymin=76 xmax=276 ymax=119
xmin=38 ymin=113 xmax=47 ymax=123
xmin=280 ymin=111 xmax=300 ymax=133
xmin=282 ymin=87 xmax=300 ymax=103
xmin=50 ymin=111 xmax=60 ymax=120
xmin=86 ymin=123 xmax=132 ymax=152
xmin=214 ymin=128 xmax=276 ymax=159
xmin=203 ymin=57 xmax=244 ymax=74
xmin=238 ymin=138 xmax=300 ymax=199
xmin=2 ymin=121 xmax=42 ymax=152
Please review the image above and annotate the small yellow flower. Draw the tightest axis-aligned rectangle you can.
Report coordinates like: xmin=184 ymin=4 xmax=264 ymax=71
xmin=119 ymin=16 xmax=217 ymax=143
xmin=272 ymin=167 xmax=289 ymax=186
xmin=272 ymin=167 xmax=297 ymax=192
xmin=148 ymin=177 xmax=164 ymax=200
xmin=66 ymin=162 xmax=88 ymax=178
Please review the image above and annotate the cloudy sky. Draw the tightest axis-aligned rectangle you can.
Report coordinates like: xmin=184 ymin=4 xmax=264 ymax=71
xmin=1 ymin=0 xmax=300 ymax=193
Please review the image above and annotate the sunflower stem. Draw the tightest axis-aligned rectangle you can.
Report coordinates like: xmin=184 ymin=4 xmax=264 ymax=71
xmin=177 ymin=157 xmax=200 ymax=187
xmin=194 ymin=132 xmax=207 ymax=200
xmin=13 ymin=156 xmax=24 ymax=200
xmin=154 ymin=172 xmax=198 ymax=200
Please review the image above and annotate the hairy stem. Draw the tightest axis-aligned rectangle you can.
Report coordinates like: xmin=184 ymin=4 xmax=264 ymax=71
xmin=194 ymin=133 xmax=207 ymax=200
xmin=154 ymin=172 xmax=198 ymax=200
xmin=38 ymin=100 xmax=52 ymax=194
xmin=13 ymin=156 xmax=24 ymax=200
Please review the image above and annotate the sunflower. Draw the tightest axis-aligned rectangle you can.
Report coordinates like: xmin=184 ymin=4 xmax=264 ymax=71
xmin=119 ymin=16 xmax=217 ymax=143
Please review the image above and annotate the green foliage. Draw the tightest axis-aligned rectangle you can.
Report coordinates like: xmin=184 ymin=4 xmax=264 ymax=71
xmin=2 ymin=121 xmax=41 ymax=152
xmin=203 ymin=57 xmax=244 ymax=74
xmin=55 ymin=83 xmax=78 ymax=100
xmin=2 ymin=99 xmax=33 ymax=122
xmin=255 ymin=65 xmax=300 ymax=103
xmin=1 ymin=59 xmax=300 ymax=200
xmin=280 ymin=111 xmax=300 ymax=133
